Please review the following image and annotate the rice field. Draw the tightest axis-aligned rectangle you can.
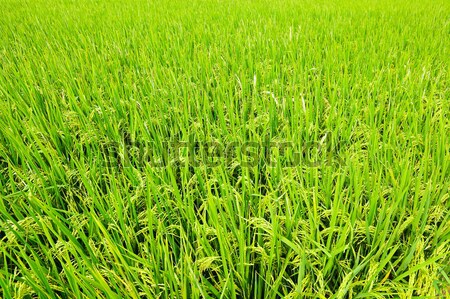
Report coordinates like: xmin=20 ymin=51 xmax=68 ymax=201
xmin=0 ymin=0 xmax=449 ymax=298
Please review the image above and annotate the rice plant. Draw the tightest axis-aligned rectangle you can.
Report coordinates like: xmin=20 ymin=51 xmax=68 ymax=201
xmin=0 ymin=0 xmax=449 ymax=298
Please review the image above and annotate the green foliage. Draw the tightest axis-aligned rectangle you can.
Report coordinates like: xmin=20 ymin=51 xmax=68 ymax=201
xmin=0 ymin=0 xmax=449 ymax=298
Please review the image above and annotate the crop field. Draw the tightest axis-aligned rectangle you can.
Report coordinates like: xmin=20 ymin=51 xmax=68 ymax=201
xmin=0 ymin=0 xmax=449 ymax=298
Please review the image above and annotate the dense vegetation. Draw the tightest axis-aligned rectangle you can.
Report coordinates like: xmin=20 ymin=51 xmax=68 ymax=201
xmin=0 ymin=0 xmax=449 ymax=298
